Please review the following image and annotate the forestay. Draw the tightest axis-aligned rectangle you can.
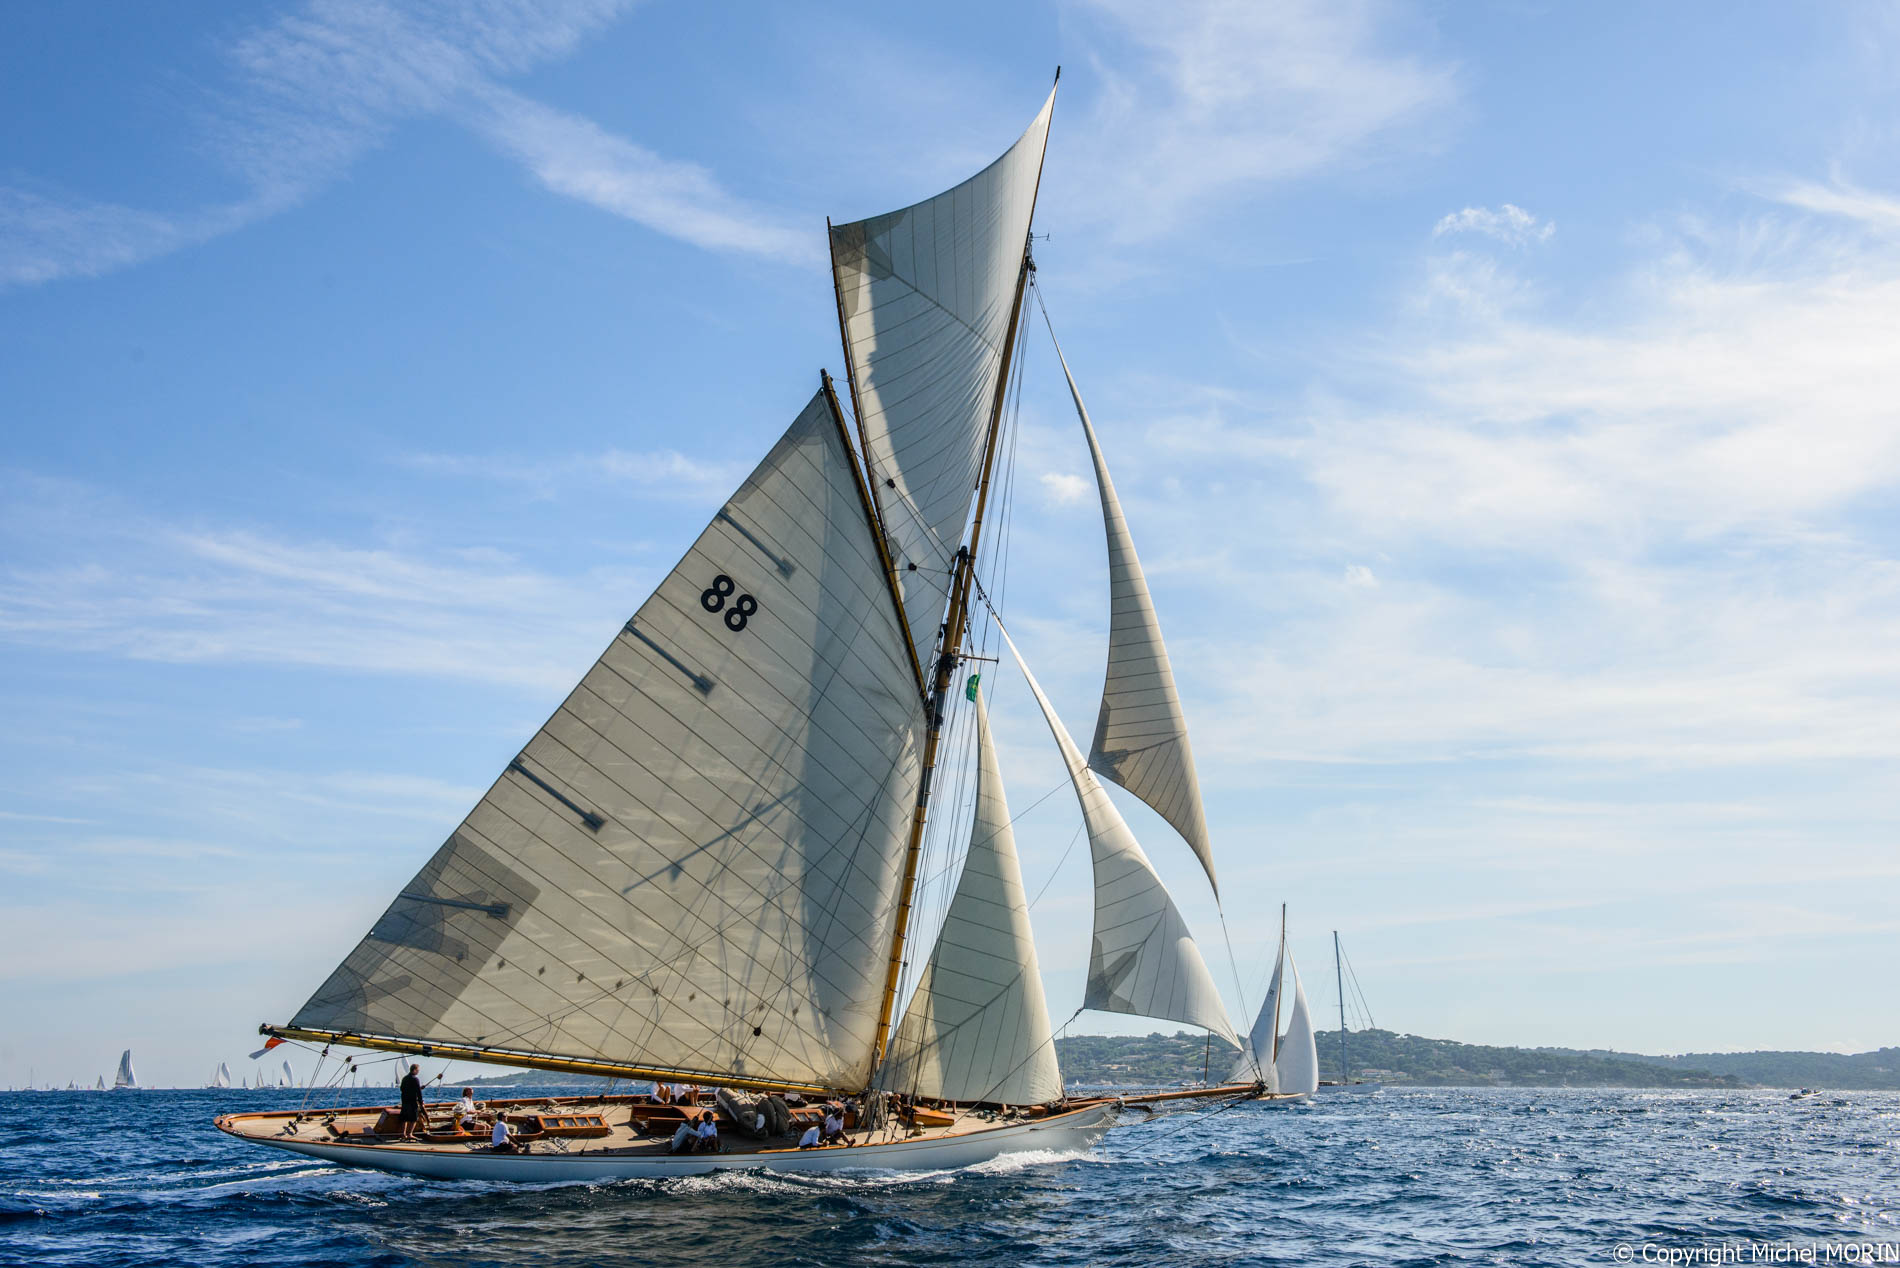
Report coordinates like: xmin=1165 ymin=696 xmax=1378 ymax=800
xmin=1230 ymin=943 xmax=1284 ymax=1089
xmin=290 ymin=391 xmax=925 ymax=1093
xmin=1048 ymin=329 xmax=1216 ymax=895
xmin=830 ymin=89 xmax=1054 ymax=662
xmin=998 ymin=627 xmax=1238 ymax=1045
xmin=879 ymin=689 xmax=1062 ymax=1105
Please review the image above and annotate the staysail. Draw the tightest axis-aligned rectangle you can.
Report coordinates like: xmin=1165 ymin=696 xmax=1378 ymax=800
xmin=284 ymin=390 xmax=926 ymax=1094
xmin=879 ymin=688 xmax=1061 ymax=1105
xmin=998 ymin=627 xmax=1237 ymax=1045
xmin=1274 ymin=954 xmax=1320 ymax=1096
xmin=1047 ymin=325 xmax=1216 ymax=895
xmin=830 ymin=88 xmax=1055 ymax=664
xmin=113 ymin=1049 xmax=136 ymax=1089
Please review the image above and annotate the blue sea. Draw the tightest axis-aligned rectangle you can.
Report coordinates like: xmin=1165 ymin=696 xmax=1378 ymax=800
xmin=1 ymin=1086 xmax=1894 ymax=1267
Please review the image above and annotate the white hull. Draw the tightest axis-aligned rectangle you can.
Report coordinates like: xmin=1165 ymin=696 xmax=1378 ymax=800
xmin=231 ymin=1103 xmax=1116 ymax=1182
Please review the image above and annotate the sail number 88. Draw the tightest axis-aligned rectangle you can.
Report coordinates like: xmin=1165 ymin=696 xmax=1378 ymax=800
xmin=700 ymin=575 xmax=758 ymax=633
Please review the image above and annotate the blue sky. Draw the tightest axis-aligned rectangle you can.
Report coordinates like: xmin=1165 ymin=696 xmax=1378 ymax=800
xmin=4 ymin=0 xmax=1898 ymax=1088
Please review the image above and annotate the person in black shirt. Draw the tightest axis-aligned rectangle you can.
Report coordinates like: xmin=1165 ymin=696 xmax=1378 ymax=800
xmin=398 ymin=1064 xmax=424 ymax=1140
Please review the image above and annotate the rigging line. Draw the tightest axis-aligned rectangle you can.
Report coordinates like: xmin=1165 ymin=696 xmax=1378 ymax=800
xmin=1123 ymin=1086 xmax=1263 ymax=1154
xmin=1216 ymin=910 xmax=1265 ymax=1084
xmin=1027 ymin=821 xmax=1088 ymax=910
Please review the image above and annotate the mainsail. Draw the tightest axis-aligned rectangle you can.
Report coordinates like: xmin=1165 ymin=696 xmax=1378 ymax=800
xmin=1274 ymin=955 xmax=1320 ymax=1096
xmin=999 ymin=627 xmax=1237 ymax=1045
xmin=280 ymin=1059 xmax=295 ymax=1088
xmin=830 ymin=88 xmax=1055 ymax=665
xmin=113 ymin=1049 xmax=136 ymax=1089
xmin=1047 ymin=325 xmax=1215 ymax=895
xmin=285 ymin=391 xmax=926 ymax=1093
xmin=212 ymin=1062 xmax=232 ymax=1088
xmin=879 ymin=689 xmax=1061 ymax=1105
xmin=1231 ymin=942 xmax=1284 ymax=1089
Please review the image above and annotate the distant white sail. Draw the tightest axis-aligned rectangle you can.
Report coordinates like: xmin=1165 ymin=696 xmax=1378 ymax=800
xmin=880 ymin=689 xmax=1061 ymax=1105
xmin=212 ymin=1062 xmax=232 ymax=1089
xmin=281 ymin=1059 xmax=294 ymax=1088
xmin=1000 ymin=627 xmax=1237 ymax=1045
xmin=288 ymin=391 xmax=926 ymax=1093
xmin=113 ymin=1049 xmax=136 ymax=1090
xmin=1230 ymin=942 xmax=1285 ymax=1089
xmin=94 ymin=1075 xmax=105 ymax=1091
xmin=1047 ymin=329 xmax=1216 ymax=895
xmin=1274 ymin=954 xmax=1319 ymax=1096
xmin=830 ymin=88 xmax=1055 ymax=664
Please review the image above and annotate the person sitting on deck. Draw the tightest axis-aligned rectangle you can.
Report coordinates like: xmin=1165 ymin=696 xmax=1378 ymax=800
xmin=491 ymin=1118 xmax=517 ymax=1154
xmin=797 ymin=1123 xmax=821 ymax=1149
xmin=694 ymin=1111 xmax=720 ymax=1153
xmin=667 ymin=1120 xmax=695 ymax=1154
xmin=653 ymin=1082 xmax=673 ymax=1105
xmin=454 ymin=1088 xmax=480 ymax=1130
xmin=822 ymin=1108 xmax=845 ymax=1144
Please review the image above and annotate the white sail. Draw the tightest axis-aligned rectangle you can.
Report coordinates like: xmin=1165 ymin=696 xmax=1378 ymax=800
xmin=113 ymin=1049 xmax=136 ymax=1089
xmin=1274 ymin=953 xmax=1319 ymax=1096
xmin=1230 ymin=943 xmax=1284 ymax=1089
xmin=999 ymin=627 xmax=1237 ymax=1045
xmin=213 ymin=1062 xmax=232 ymax=1088
xmin=1049 ymin=330 xmax=1216 ymax=894
xmin=830 ymin=88 xmax=1055 ymax=664
xmin=879 ymin=689 xmax=1061 ymax=1105
xmin=94 ymin=1075 xmax=105 ymax=1091
xmin=289 ymin=391 xmax=925 ymax=1093
xmin=281 ymin=1059 xmax=295 ymax=1088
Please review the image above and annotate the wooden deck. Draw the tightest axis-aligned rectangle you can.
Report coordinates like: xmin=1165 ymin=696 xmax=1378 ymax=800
xmin=214 ymin=1091 xmax=1125 ymax=1162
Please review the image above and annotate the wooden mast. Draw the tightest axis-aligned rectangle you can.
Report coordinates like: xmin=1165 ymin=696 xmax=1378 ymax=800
xmin=863 ymin=77 xmax=1057 ymax=1086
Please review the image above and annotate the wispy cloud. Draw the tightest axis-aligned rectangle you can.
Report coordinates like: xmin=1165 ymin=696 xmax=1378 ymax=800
xmin=1038 ymin=471 xmax=1091 ymax=505
xmin=0 ymin=476 xmax=634 ymax=691
xmin=467 ymin=85 xmax=817 ymax=264
xmin=1432 ymin=203 xmax=1554 ymax=246
xmin=399 ymin=445 xmax=748 ymax=499
xmin=0 ymin=0 xmax=811 ymax=288
xmin=1003 ymin=180 xmax=1900 ymax=779
xmin=1060 ymin=0 xmax=1459 ymax=239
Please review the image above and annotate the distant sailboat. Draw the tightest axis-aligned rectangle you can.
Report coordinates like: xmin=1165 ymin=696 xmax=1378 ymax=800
xmin=94 ymin=1075 xmax=105 ymax=1091
xmin=210 ymin=1062 xmax=232 ymax=1089
xmin=112 ymin=1050 xmax=137 ymax=1090
xmin=280 ymin=1060 xmax=295 ymax=1089
xmin=1233 ymin=908 xmax=1319 ymax=1098
xmin=1320 ymin=931 xmax=1381 ymax=1092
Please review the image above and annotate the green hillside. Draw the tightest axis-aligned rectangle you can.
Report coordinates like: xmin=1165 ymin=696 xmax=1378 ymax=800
xmin=1054 ymin=1030 xmax=1752 ymax=1089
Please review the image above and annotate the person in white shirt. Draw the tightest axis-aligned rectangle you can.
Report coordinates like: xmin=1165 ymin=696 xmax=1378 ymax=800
xmin=668 ymin=1121 xmax=695 ymax=1154
xmin=822 ymin=1110 xmax=844 ymax=1144
xmin=491 ymin=1118 xmax=516 ymax=1153
xmin=454 ymin=1088 xmax=480 ymax=1130
xmin=797 ymin=1123 xmax=821 ymax=1149
xmin=694 ymin=1111 xmax=719 ymax=1153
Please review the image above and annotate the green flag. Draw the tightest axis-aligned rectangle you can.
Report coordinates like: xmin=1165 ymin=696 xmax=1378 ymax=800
xmin=965 ymin=673 xmax=980 ymax=702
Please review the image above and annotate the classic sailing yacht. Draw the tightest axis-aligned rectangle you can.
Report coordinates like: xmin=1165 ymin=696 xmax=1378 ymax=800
xmin=216 ymin=79 xmax=1262 ymax=1180
xmin=210 ymin=1062 xmax=233 ymax=1089
xmin=1232 ymin=908 xmax=1320 ymax=1099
